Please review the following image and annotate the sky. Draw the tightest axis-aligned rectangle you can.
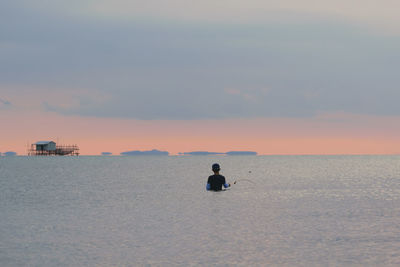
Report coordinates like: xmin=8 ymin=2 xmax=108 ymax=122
xmin=1 ymin=0 xmax=400 ymax=155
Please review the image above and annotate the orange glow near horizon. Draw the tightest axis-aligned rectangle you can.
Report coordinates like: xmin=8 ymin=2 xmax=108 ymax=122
xmin=1 ymin=109 xmax=400 ymax=155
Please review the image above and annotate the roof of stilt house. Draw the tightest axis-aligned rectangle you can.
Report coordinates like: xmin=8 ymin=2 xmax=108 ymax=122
xmin=34 ymin=141 xmax=56 ymax=145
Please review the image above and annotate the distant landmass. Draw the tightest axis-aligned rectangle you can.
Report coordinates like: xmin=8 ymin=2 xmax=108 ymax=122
xmin=183 ymin=151 xmax=224 ymax=156
xmin=226 ymin=151 xmax=257 ymax=155
xmin=182 ymin=151 xmax=257 ymax=156
xmin=4 ymin=151 xmax=17 ymax=156
xmin=101 ymin=152 xmax=112 ymax=156
xmin=121 ymin=149 xmax=169 ymax=156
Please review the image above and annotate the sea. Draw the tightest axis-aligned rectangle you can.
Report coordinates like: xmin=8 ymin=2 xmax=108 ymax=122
xmin=1 ymin=155 xmax=400 ymax=266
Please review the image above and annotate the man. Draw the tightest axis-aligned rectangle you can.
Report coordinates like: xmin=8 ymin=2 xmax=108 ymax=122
xmin=206 ymin=163 xmax=230 ymax=191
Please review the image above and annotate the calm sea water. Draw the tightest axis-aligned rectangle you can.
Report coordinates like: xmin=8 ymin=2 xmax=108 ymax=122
xmin=1 ymin=155 xmax=400 ymax=266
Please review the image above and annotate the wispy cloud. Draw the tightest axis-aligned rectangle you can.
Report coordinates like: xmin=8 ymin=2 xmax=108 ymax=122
xmin=74 ymin=0 xmax=400 ymax=33
xmin=0 ymin=98 xmax=12 ymax=109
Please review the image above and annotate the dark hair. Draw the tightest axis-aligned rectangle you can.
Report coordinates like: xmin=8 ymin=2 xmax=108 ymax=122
xmin=212 ymin=163 xmax=220 ymax=171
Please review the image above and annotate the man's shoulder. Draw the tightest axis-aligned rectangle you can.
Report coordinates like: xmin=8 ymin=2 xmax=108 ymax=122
xmin=209 ymin=174 xmax=225 ymax=179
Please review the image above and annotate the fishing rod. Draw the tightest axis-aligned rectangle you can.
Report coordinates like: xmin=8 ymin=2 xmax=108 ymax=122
xmin=232 ymin=179 xmax=256 ymax=185
xmin=232 ymin=170 xmax=256 ymax=185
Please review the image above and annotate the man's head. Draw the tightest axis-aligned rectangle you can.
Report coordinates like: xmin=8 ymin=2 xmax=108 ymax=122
xmin=212 ymin=163 xmax=220 ymax=173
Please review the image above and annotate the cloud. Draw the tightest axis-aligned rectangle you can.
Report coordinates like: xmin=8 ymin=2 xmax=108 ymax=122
xmin=42 ymin=90 xmax=110 ymax=116
xmin=74 ymin=0 xmax=400 ymax=33
xmin=2 ymin=1 xmax=400 ymax=120
xmin=6 ymin=0 xmax=400 ymax=32
xmin=0 ymin=98 xmax=12 ymax=109
xmin=0 ymin=98 xmax=11 ymax=105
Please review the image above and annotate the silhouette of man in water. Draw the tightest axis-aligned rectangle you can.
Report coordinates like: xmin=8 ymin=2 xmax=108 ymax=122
xmin=206 ymin=163 xmax=230 ymax=191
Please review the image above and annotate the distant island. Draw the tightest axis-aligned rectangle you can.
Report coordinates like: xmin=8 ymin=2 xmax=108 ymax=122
xmin=3 ymin=151 xmax=17 ymax=156
xmin=183 ymin=151 xmax=224 ymax=156
xmin=117 ymin=149 xmax=256 ymax=156
xmin=120 ymin=149 xmax=169 ymax=156
xmin=226 ymin=151 xmax=257 ymax=155
xmin=182 ymin=151 xmax=257 ymax=156
xmin=101 ymin=152 xmax=112 ymax=156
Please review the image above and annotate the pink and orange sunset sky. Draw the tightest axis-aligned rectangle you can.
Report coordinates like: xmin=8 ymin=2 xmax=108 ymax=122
xmin=1 ymin=1 xmax=400 ymax=155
